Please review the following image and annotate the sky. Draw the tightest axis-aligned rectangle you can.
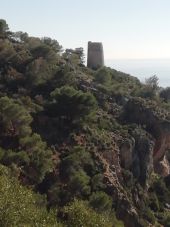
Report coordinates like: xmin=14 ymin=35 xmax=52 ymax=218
xmin=1 ymin=0 xmax=170 ymax=60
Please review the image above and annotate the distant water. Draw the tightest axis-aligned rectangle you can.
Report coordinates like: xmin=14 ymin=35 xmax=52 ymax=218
xmin=106 ymin=59 xmax=170 ymax=87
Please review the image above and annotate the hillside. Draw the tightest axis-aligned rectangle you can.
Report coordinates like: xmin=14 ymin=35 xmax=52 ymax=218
xmin=0 ymin=19 xmax=170 ymax=227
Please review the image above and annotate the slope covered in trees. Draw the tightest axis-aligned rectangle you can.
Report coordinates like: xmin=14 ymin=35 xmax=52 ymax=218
xmin=0 ymin=19 xmax=170 ymax=227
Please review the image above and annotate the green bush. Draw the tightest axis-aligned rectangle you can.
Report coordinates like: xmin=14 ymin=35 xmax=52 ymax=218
xmin=62 ymin=199 xmax=113 ymax=227
xmin=151 ymin=177 xmax=170 ymax=209
xmin=89 ymin=191 xmax=112 ymax=213
xmin=94 ymin=67 xmax=112 ymax=85
xmin=161 ymin=214 xmax=170 ymax=227
xmin=91 ymin=174 xmax=105 ymax=191
xmin=148 ymin=193 xmax=160 ymax=212
xmin=69 ymin=170 xmax=91 ymax=196
xmin=49 ymin=86 xmax=97 ymax=125
xmin=0 ymin=164 xmax=61 ymax=227
xmin=142 ymin=207 xmax=156 ymax=225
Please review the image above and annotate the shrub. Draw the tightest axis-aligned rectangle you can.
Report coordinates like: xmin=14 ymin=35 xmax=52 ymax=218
xmin=62 ymin=199 xmax=113 ymax=227
xmin=89 ymin=191 xmax=112 ymax=213
xmin=0 ymin=164 xmax=61 ymax=227
xmin=94 ymin=67 xmax=112 ymax=85
xmin=142 ymin=207 xmax=156 ymax=224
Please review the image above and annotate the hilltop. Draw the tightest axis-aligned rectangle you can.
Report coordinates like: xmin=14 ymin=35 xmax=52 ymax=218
xmin=0 ymin=19 xmax=170 ymax=227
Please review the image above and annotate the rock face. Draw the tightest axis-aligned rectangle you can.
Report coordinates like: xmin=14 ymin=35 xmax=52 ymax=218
xmin=87 ymin=41 xmax=104 ymax=70
xmin=120 ymin=136 xmax=154 ymax=185
xmin=123 ymin=97 xmax=170 ymax=177
xmin=153 ymin=124 xmax=170 ymax=176
xmin=93 ymin=148 xmax=141 ymax=227
xmin=132 ymin=136 xmax=154 ymax=185
xmin=120 ymin=138 xmax=134 ymax=169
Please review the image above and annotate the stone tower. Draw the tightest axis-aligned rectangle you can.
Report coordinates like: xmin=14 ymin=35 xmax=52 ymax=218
xmin=87 ymin=41 xmax=104 ymax=70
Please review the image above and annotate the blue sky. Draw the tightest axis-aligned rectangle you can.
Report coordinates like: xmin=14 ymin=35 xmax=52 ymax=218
xmin=1 ymin=0 xmax=170 ymax=59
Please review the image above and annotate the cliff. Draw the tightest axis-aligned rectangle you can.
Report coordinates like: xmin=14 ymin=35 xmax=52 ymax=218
xmin=123 ymin=98 xmax=170 ymax=177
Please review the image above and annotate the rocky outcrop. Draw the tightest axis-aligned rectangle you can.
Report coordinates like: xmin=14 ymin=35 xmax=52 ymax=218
xmin=153 ymin=123 xmax=170 ymax=176
xmin=93 ymin=150 xmax=142 ymax=227
xmin=123 ymin=97 xmax=170 ymax=177
xmin=120 ymin=138 xmax=134 ymax=169
xmin=71 ymin=131 xmax=143 ymax=226
xmin=155 ymin=156 xmax=170 ymax=176
xmin=132 ymin=136 xmax=154 ymax=185
xmin=120 ymin=135 xmax=154 ymax=185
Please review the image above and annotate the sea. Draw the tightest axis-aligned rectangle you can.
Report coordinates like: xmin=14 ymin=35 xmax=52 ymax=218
xmin=106 ymin=59 xmax=170 ymax=88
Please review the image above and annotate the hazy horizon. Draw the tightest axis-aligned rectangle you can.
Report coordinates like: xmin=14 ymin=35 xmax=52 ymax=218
xmin=105 ymin=58 xmax=170 ymax=87
xmin=1 ymin=0 xmax=170 ymax=59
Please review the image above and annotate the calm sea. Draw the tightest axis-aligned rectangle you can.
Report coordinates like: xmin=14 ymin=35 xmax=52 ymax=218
xmin=106 ymin=59 xmax=170 ymax=88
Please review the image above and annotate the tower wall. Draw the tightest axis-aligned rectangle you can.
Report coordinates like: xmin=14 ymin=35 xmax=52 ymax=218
xmin=87 ymin=41 xmax=104 ymax=70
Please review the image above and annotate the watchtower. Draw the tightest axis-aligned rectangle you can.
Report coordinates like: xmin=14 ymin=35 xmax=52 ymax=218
xmin=87 ymin=41 xmax=104 ymax=70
